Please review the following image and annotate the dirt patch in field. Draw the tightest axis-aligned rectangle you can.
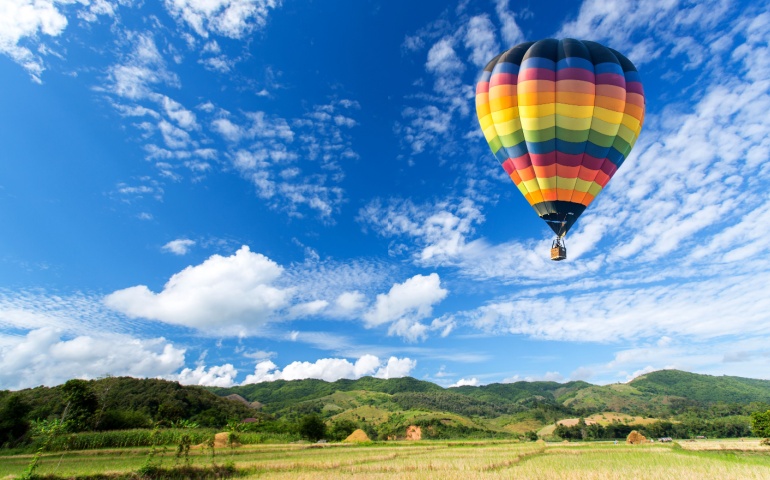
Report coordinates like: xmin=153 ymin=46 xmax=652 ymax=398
xmin=405 ymin=425 xmax=422 ymax=440
xmin=344 ymin=429 xmax=370 ymax=442
xmin=557 ymin=418 xmax=598 ymax=427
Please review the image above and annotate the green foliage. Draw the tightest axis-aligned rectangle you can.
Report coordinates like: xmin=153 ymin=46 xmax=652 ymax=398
xmin=62 ymin=379 xmax=99 ymax=432
xmin=0 ymin=394 xmax=30 ymax=447
xmin=392 ymin=391 xmax=517 ymax=417
xmin=328 ymin=418 xmax=358 ymax=441
xmin=21 ymin=418 xmax=67 ymax=479
xmin=299 ymin=414 xmax=326 ymax=441
xmin=751 ymin=410 xmax=770 ymax=438
xmin=4 ymin=376 xmax=254 ymax=440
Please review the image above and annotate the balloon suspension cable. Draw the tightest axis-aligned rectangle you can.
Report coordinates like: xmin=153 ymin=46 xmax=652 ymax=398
xmin=550 ymin=213 xmax=569 ymax=261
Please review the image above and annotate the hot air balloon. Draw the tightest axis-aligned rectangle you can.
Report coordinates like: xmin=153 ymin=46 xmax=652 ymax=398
xmin=475 ymin=39 xmax=645 ymax=260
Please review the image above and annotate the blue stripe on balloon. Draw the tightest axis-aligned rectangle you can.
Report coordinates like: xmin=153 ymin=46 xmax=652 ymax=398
xmin=594 ymin=62 xmax=624 ymax=75
xmin=520 ymin=57 xmax=556 ymax=71
xmin=624 ymin=71 xmax=642 ymax=82
xmin=584 ymin=142 xmax=610 ymax=159
xmin=491 ymin=62 xmax=520 ymax=75
xmin=606 ymin=147 xmax=625 ymax=166
xmin=555 ymin=139 xmax=588 ymax=155
xmin=503 ymin=142 xmax=529 ymax=159
xmin=556 ymin=57 xmax=594 ymax=71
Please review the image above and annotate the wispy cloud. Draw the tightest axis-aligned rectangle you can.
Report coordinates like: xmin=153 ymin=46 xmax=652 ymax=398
xmin=163 ymin=0 xmax=280 ymax=39
xmin=162 ymin=238 xmax=196 ymax=255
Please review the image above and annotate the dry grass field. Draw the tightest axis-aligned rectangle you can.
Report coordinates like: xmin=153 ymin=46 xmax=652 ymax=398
xmin=1 ymin=439 xmax=769 ymax=479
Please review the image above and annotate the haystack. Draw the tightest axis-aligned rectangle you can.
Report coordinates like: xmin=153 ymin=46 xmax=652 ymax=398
xmin=213 ymin=432 xmax=240 ymax=448
xmin=626 ymin=430 xmax=647 ymax=444
xmin=344 ymin=429 xmax=370 ymax=442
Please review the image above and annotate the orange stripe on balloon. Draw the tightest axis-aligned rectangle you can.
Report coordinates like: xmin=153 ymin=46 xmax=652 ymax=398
xmin=594 ymin=170 xmax=610 ymax=187
xmin=578 ymin=167 xmax=598 ymax=181
xmin=517 ymin=79 xmax=555 ymax=94
xmin=518 ymin=166 xmax=536 ymax=181
xmin=555 ymin=92 xmax=595 ymax=107
xmin=541 ymin=189 xmax=557 ymax=201
xmin=556 ymin=188 xmax=574 ymax=201
xmin=594 ymin=95 xmax=625 ymax=112
xmin=625 ymin=103 xmax=645 ymax=120
xmin=533 ymin=165 xmax=556 ymax=178
xmin=558 ymin=165 xmax=581 ymax=178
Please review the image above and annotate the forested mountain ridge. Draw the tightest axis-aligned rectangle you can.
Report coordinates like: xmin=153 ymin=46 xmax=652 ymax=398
xmin=2 ymin=369 xmax=770 ymax=446
xmin=210 ymin=369 xmax=770 ymax=416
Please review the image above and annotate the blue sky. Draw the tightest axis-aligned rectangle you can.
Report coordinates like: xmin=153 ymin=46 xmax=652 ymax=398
xmin=1 ymin=0 xmax=770 ymax=390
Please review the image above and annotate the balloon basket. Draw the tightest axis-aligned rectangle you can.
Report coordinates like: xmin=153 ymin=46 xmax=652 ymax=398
xmin=551 ymin=239 xmax=566 ymax=261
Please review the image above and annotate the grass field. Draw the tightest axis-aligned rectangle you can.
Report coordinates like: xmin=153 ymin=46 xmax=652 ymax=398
xmin=1 ymin=439 xmax=769 ymax=479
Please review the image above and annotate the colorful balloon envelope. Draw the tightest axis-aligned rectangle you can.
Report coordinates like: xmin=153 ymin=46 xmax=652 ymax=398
xmin=475 ymin=39 xmax=645 ymax=253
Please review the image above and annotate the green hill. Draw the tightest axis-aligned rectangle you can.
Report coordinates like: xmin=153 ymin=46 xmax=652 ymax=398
xmin=629 ymin=369 xmax=770 ymax=404
xmin=1 ymin=376 xmax=255 ymax=430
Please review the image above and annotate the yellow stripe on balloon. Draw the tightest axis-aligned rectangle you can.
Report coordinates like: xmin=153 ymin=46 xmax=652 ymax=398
xmin=520 ymin=115 xmax=556 ymax=130
xmin=494 ymin=118 xmax=523 ymax=136
xmin=588 ymin=182 xmax=603 ymax=196
xmin=491 ymin=106 xmax=520 ymax=123
xmin=573 ymin=178 xmax=593 ymax=193
xmin=555 ymin=114 xmax=592 ymax=130
xmin=555 ymin=104 xmax=594 ymax=118
xmin=519 ymin=104 xmax=555 ymax=118
xmin=593 ymin=106 xmax=624 ymax=124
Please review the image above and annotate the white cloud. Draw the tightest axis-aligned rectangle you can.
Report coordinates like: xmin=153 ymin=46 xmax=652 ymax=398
xmin=242 ymin=354 xmax=415 ymax=384
xmin=426 ymin=37 xmax=465 ymax=75
xmin=494 ymin=0 xmax=524 ymax=46
xmin=557 ymin=0 xmax=731 ymax=67
xmin=106 ymin=33 xmax=179 ymax=100
xmin=164 ymin=0 xmax=280 ymax=39
xmin=464 ymin=15 xmax=499 ymax=68
xmin=176 ymin=363 xmax=238 ymax=387
xmin=363 ymin=273 xmax=448 ymax=341
xmin=450 ymin=377 xmax=479 ymax=387
xmin=216 ymin=102 xmax=355 ymax=219
xmin=460 ymin=271 xmax=770 ymax=343
xmin=162 ymin=238 xmax=195 ymax=255
xmin=105 ymin=245 xmax=293 ymax=332
xmin=0 ymin=328 xmax=186 ymax=390
xmin=0 ymin=0 xmax=69 ymax=81
xmin=160 ymin=95 xmax=199 ymax=130
xmin=358 ymin=197 xmax=484 ymax=265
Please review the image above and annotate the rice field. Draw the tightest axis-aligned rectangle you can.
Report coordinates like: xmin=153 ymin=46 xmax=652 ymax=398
xmin=1 ymin=439 xmax=769 ymax=479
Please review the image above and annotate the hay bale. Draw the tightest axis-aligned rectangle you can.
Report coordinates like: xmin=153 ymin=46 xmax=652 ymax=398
xmin=344 ymin=429 xmax=370 ymax=442
xmin=626 ymin=430 xmax=647 ymax=445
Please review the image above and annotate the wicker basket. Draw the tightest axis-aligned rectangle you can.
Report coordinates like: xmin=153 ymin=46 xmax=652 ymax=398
xmin=551 ymin=245 xmax=566 ymax=261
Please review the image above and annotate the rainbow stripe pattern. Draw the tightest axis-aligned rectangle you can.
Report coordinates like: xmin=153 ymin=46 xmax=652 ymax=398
xmin=476 ymin=39 xmax=645 ymax=237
